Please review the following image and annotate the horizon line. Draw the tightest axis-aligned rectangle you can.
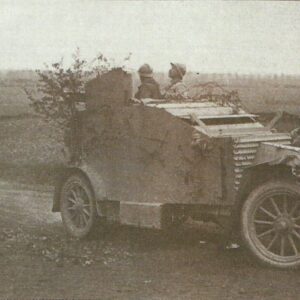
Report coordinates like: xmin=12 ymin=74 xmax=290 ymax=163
xmin=0 ymin=68 xmax=300 ymax=77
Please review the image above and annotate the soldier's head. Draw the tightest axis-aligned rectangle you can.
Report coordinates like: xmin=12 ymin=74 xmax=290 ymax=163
xmin=169 ymin=63 xmax=186 ymax=80
xmin=138 ymin=64 xmax=153 ymax=80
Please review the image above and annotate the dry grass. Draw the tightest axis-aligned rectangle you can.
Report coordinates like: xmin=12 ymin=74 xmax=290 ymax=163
xmin=0 ymin=86 xmax=33 ymax=116
xmin=0 ymin=116 xmax=63 ymax=165
xmin=237 ymin=85 xmax=300 ymax=114
xmin=0 ymin=116 xmax=64 ymax=185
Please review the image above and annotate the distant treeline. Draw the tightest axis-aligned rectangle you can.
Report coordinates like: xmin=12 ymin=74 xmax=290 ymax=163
xmin=1 ymin=69 xmax=300 ymax=88
xmin=154 ymin=72 xmax=300 ymax=89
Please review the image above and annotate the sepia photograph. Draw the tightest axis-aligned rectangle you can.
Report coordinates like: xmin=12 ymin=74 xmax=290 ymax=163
xmin=0 ymin=1 xmax=300 ymax=299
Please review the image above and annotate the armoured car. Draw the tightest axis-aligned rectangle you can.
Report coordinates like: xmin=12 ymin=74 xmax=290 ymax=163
xmin=53 ymin=70 xmax=300 ymax=269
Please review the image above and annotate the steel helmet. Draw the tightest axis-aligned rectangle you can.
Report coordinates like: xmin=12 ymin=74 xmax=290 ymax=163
xmin=138 ymin=63 xmax=153 ymax=78
xmin=170 ymin=63 xmax=186 ymax=78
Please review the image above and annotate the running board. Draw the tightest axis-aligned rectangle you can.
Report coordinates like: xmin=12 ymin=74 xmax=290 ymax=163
xmin=120 ymin=202 xmax=164 ymax=229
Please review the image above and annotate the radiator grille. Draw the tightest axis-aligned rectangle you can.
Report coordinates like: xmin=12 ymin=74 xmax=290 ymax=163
xmin=233 ymin=134 xmax=291 ymax=190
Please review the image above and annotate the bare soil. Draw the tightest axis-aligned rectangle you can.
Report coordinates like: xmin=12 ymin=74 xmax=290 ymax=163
xmin=1 ymin=109 xmax=300 ymax=299
xmin=0 ymin=181 xmax=299 ymax=300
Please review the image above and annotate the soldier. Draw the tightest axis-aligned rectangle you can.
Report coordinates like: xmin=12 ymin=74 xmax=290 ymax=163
xmin=164 ymin=63 xmax=189 ymax=101
xmin=134 ymin=64 xmax=162 ymax=100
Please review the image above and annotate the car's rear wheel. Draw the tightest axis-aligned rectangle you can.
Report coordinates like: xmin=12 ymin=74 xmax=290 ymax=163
xmin=241 ymin=180 xmax=300 ymax=269
xmin=60 ymin=173 xmax=97 ymax=238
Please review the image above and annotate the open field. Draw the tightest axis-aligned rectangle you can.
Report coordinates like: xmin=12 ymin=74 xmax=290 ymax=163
xmin=0 ymin=70 xmax=37 ymax=117
xmin=0 ymin=116 xmax=64 ymax=185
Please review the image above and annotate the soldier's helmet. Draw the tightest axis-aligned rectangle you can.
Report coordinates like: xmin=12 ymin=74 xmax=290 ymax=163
xmin=138 ymin=64 xmax=153 ymax=78
xmin=170 ymin=63 xmax=186 ymax=79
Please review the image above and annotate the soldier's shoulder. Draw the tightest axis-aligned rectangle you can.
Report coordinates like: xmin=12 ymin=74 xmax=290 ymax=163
xmin=173 ymin=81 xmax=187 ymax=90
xmin=146 ymin=77 xmax=159 ymax=85
xmin=143 ymin=80 xmax=159 ymax=89
xmin=174 ymin=81 xmax=187 ymax=87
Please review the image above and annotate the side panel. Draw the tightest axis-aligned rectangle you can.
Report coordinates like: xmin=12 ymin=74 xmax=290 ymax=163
xmin=79 ymin=106 xmax=224 ymax=206
xmin=190 ymin=138 xmax=223 ymax=204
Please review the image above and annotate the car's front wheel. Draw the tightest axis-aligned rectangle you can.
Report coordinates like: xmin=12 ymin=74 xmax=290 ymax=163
xmin=241 ymin=180 xmax=300 ymax=269
xmin=60 ymin=173 xmax=97 ymax=238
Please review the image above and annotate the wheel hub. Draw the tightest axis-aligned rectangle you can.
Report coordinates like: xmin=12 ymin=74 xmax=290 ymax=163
xmin=74 ymin=203 xmax=83 ymax=211
xmin=274 ymin=216 xmax=293 ymax=234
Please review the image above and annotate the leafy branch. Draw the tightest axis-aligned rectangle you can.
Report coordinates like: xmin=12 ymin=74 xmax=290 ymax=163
xmin=24 ymin=49 xmax=131 ymax=162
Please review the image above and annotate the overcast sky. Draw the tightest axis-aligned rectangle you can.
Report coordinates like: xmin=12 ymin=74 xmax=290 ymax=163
xmin=0 ymin=1 xmax=299 ymax=74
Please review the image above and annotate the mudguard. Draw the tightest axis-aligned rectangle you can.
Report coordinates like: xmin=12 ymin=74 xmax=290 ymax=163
xmin=52 ymin=163 xmax=107 ymax=212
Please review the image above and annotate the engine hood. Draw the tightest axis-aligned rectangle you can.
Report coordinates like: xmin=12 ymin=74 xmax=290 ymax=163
xmin=253 ymin=142 xmax=300 ymax=167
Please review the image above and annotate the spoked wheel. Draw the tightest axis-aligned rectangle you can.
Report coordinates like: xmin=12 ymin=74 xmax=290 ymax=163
xmin=60 ymin=174 xmax=97 ymax=238
xmin=241 ymin=180 xmax=300 ymax=269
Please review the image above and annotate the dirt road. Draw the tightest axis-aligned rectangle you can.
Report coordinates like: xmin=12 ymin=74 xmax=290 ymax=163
xmin=0 ymin=180 xmax=299 ymax=300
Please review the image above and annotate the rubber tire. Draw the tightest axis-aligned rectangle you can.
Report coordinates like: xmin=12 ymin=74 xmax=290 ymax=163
xmin=241 ymin=179 xmax=300 ymax=269
xmin=60 ymin=173 xmax=98 ymax=239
